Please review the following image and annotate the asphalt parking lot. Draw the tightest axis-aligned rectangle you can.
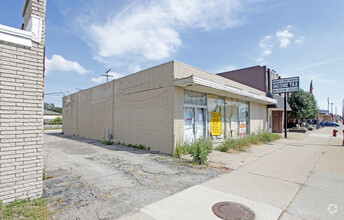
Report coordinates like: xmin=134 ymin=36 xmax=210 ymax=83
xmin=43 ymin=131 xmax=224 ymax=219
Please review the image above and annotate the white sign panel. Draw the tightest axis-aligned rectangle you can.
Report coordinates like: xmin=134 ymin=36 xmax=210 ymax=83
xmin=272 ymin=77 xmax=299 ymax=94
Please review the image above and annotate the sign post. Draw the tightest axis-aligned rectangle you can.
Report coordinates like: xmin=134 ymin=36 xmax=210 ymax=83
xmin=272 ymin=77 xmax=299 ymax=138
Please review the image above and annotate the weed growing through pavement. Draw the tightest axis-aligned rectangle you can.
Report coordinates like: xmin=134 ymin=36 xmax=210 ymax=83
xmin=116 ymin=142 xmax=150 ymax=151
xmin=216 ymin=132 xmax=281 ymax=152
xmin=173 ymin=139 xmax=213 ymax=165
xmin=173 ymin=142 xmax=190 ymax=158
xmin=101 ymin=138 xmax=112 ymax=145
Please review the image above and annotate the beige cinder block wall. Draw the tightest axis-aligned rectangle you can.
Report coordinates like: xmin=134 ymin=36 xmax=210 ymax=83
xmin=250 ymin=102 xmax=267 ymax=133
xmin=63 ymin=61 xmax=175 ymax=154
xmin=0 ymin=0 xmax=46 ymax=203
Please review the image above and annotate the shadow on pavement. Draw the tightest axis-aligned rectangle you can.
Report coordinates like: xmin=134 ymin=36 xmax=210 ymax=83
xmin=44 ymin=132 xmax=164 ymax=156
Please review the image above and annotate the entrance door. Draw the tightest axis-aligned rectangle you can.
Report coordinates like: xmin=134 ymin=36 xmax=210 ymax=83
xmin=184 ymin=106 xmax=206 ymax=143
xmin=272 ymin=111 xmax=282 ymax=133
xmin=195 ymin=108 xmax=206 ymax=140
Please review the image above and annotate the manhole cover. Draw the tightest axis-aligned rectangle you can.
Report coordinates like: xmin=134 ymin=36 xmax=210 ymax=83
xmin=212 ymin=201 xmax=255 ymax=220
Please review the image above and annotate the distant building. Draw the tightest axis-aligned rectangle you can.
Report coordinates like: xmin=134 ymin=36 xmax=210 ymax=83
xmin=318 ymin=109 xmax=331 ymax=121
xmin=63 ymin=61 xmax=277 ymax=154
xmin=217 ymin=66 xmax=291 ymax=133
xmin=0 ymin=0 xmax=46 ymax=203
xmin=44 ymin=110 xmax=62 ymax=124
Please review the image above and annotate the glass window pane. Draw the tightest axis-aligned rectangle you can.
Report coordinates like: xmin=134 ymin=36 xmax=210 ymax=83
xmin=238 ymin=101 xmax=249 ymax=136
xmin=184 ymin=90 xmax=206 ymax=105
xmin=225 ymin=98 xmax=238 ymax=138
xmin=208 ymin=95 xmax=225 ymax=141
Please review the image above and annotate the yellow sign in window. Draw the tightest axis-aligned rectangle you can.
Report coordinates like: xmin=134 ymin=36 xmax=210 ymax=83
xmin=211 ymin=112 xmax=222 ymax=136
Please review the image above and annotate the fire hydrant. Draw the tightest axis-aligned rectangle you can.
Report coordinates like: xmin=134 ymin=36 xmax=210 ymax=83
xmin=342 ymin=130 xmax=344 ymax=146
xmin=333 ymin=129 xmax=338 ymax=137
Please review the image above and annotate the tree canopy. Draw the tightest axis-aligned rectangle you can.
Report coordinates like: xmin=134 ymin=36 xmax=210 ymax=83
xmin=288 ymin=89 xmax=319 ymax=120
xmin=44 ymin=102 xmax=62 ymax=113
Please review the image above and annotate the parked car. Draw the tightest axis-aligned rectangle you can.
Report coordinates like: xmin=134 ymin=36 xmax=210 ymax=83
xmin=320 ymin=121 xmax=340 ymax=127
xmin=307 ymin=119 xmax=318 ymax=125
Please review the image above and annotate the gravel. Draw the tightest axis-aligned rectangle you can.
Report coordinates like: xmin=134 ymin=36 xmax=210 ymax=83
xmin=43 ymin=132 xmax=224 ymax=219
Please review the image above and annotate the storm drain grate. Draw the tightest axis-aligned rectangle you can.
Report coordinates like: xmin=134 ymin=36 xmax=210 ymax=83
xmin=212 ymin=201 xmax=255 ymax=220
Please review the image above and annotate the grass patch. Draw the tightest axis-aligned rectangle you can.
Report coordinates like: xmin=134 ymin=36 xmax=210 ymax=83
xmin=0 ymin=198 xmax=50 ymax=220
xmin=216 ymin=132 xmax=281 ymax=153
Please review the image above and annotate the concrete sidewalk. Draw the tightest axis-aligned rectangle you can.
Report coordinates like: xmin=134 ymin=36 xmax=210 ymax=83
xmin=120 ymin=126 xmax=344 ymax=220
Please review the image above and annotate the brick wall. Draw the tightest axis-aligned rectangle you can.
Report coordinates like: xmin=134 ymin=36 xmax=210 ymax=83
xmin=0 ymin=0 xmax=46 ymax=203
xmin=63 ymin=61 xmax=175 ymax=154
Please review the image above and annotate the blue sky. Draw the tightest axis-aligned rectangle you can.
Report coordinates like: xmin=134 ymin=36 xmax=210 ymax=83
xmin=1 ymin=0 xmax=343 ymax=113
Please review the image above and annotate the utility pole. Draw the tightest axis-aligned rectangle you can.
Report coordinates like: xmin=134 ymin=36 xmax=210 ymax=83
xmin=102 ymin=69 xmax=112 ymax=82
xmin=335 ymin=106 xmax=337 ymax=117
xmin=331 ymin=103 xmax=333 ymax=122
xmin=342 ymin=99 xmax=344 ymax=125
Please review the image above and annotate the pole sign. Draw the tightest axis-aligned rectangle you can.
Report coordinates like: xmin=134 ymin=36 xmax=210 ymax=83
xmin=272 ymin=77 xmax=299 ymax=94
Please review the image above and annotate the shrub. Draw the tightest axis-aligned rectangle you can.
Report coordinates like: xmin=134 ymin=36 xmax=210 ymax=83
xmin=173 ymin=142 xmax=190 ymax=158
xmin=49 ymin=117 xmax=62 ymax=125
xmin=101 ymin=138 xmax=112 ymax=145
xmin=189 ymin=138 xmax=213 ymax=165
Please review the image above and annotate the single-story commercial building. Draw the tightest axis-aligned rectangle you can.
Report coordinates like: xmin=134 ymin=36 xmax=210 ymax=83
xmin=217 ymin=65 xmax=291 ymax=133
xmin=44 ymin=110 xmax=62 ymax=124
xmin=62 ymin=61 xmax=276 ymax=154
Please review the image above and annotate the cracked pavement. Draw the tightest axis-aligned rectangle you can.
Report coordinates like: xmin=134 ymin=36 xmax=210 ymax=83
xmin=43 ymin=131 xmax=224 ymax=219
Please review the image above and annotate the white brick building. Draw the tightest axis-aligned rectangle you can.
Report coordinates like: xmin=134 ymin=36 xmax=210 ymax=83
xmin=0 ymin=0 xmax=46 ymax=203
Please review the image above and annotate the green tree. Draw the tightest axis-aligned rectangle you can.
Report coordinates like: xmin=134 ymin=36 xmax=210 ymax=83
xmin=52 ymin=107 xmax=62 ymax=113
xmin=44 ymin=102 xmax=62 ymax=113
xmin=288 ymin=89 xmax=319 ymax=120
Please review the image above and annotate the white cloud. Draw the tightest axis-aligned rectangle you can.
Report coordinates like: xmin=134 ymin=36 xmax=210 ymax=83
xmin=77 ymin=0 xmax=250 ymax=66
xmin=276 ymin=25 xmax=294 ymax=48
xmin=255 ymin=57 xmax=264 ymax=65
xmin=91 ymin=72 xmax=123 ymax=83
xmin=295 ymin=57 xmax=344 ymax=71
xmin=211 ymin=65 xmax=238 ymax=73
xmin=258 ymin=25 xmax=300 ymax=58
xmin=45 ymin=55 xmax=89 ymax=74
xmin=308 ymin=76 xmax=334 ymax=84
xmin=128 ymin=65 xmax=141 ymax=73
xmin=295 ymin=36 xmax=305 ymax=44
xmin=91 ymin=76 xmax=104 ymax=83
xmin=259 ymin=35 xmax=273 ymax=55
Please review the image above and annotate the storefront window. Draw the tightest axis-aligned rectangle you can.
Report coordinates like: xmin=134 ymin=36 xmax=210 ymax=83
xmin=238 ymin=101 xmax=250 ymax=136
xmin=225 ymin=98 xmax=238 ymax=138
xmin=184 ymin=90 xmax=207 ymax=143
xmin=208 ymin=95 xmax=225 ymax=141
xmin=184 ymin=90 xmax=206 ymax=105
xmin=184 ymin=89 xmax=250 ymax=141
